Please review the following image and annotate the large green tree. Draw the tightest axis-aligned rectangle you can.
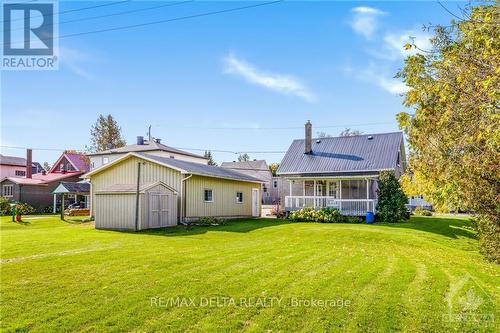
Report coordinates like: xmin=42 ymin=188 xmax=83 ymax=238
xmin=397 ymin=5 xmax=499 ymax=261
xmin=89 ymin=114 xmax=126 ymax=153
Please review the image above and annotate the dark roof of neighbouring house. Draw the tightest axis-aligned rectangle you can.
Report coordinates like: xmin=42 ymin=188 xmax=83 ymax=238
xmin=277 ymin=132 xmax=404 ymax=175
xmin=52 ymin=181 xmax=90 ymax=194
xmin=220 ymin=160 xmax=272 ymax=182
xmin=87 ymin=141 xmax=206 ymax=160
xmin=0 ymin=154 xmax=26 ymax=166
xmin=134 ymin=153 xmax=262 ymax=183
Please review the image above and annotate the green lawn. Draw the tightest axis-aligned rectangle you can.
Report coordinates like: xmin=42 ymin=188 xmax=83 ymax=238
xmin=1 ymin=215 xmax=498 ymax=332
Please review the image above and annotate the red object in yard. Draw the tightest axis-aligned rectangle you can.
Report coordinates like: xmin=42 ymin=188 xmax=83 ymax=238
xmin=16 ymin=214 xmax=22 ymax=222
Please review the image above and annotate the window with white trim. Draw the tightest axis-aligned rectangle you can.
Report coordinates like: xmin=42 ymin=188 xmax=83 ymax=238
xmin=2 ymin=185 xmax=13 ymax=197
xmin=204 ymin=189 xmax=213 ymax=202
xmin=236 ymin=192 xmax=243 ymax=203
xmin=103 ymin=157 xmax=109 ymax=165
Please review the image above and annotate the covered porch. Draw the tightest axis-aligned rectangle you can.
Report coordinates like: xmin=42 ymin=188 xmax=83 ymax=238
xmin=283 ymin=177 xmax=378 ymax=216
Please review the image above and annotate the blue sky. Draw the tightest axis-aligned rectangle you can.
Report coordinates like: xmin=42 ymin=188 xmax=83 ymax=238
xmin=1 ymin=1 xmax=460 ymax=165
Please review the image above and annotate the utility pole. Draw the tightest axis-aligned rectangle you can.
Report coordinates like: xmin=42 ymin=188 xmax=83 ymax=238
xmin=148 ymin=125 xmax=151 ymax=142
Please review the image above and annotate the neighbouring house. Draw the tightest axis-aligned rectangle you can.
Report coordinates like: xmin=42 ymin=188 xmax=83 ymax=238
xmin=84 ymin=152 xmax=262 ymax=230
xmin=277 ymin=121 xmax=406 ymax=216
xmin=221 ymin=160 xmax=276 ymax=204
xmin=0 ymin=152 xmax=43 ymax=179
xmin=269 ymin=176 xmax=283 ymax=206
xmin=87 ymin=136 xmax=208 ymax=170
xmin=408 ymin=195 xmax=433 ymax=211
xmin=0 ymin=151 xmax=90 ymax=211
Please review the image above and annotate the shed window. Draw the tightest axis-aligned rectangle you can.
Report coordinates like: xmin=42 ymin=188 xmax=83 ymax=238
xmin=204 ymin=189 xmax=213 ymax=202
xmin=236 ymin=192 xmax=243 ymax=203
xmin=2 ymin=185 xmax=13 ymax=197
xmin=15 ymin=170 xmax=25 ymax=176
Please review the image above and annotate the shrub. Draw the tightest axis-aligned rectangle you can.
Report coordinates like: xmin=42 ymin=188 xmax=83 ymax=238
xmin=288 ymin=207 xmax=363 ymax=223
xmin=43 ymin=205 xmax=54 ymax=214
xmin=16 ymin=203 xmax=35 ymax=215
xmin=414 ymin=207 xmax=433 ymax=216
xmin=197 ymin=217 xmax=226 ymax=226
xmin=0 ymin=197 xmax=12 ymax=215
xmin=376 ymin=171 xmax=409 ymax=223
xmin=271 ymin=207 xmax=286 ymax=218
xmin=475 ymin=215 xmax=500 ymax=263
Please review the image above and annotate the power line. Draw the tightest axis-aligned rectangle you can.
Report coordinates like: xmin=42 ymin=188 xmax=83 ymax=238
xmin=3 ymin=0 xmax=283 ymax=46
xmin=5 ymin=1 xmax=194 ymax=33
xmin=155 ymin=121 xmax=395 ymax=130
xmin=0 ymin=145 xmax=286 ymax=155
xmin=2 ymin=0 xmax=131 ymax=23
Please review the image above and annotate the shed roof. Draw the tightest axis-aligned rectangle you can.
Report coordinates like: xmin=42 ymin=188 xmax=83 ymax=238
xmin=95 ymin=181 xmax=178 ymax=194
xmin=277 ymin=132 xmax=404 ymax=175
xmin=136 ymin=153 xmax=262 ymax=183
xmin=85 ymin=152 xmax=263 ymax=183
xmin=87 ymin=140 xmax=206 ymax=160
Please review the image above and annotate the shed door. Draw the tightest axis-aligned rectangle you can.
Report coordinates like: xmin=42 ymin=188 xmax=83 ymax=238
xmin=149 ymin=193 xmax=175 ymax=228
xmin=252 ymin=188 xmax=259 ymax=217
xmin=149 ymin=193 xmax=161 ymax=228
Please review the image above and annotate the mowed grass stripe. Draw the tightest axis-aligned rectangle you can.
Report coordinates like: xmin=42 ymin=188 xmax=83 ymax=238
xmin=1 ymin=215 xmax=498 ymax=332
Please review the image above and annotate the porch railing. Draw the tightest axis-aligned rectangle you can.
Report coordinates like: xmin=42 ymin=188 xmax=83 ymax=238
xmin=284 ymin=196 xmax=376 ymax=216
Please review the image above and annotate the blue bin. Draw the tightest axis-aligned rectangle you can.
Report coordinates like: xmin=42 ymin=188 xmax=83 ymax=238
xmin=366 ymin=211 xmax=375 ymax=224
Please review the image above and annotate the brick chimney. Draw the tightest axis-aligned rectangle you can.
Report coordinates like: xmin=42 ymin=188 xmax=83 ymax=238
xmin=305 ymin=120 xmax=312 ymax=154
xmin=26 ymin=149 xmax=32 ymax=178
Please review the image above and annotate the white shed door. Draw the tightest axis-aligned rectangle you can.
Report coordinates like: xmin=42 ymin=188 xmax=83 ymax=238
xmin=149 ymin=193 xmax=174 ymax=228
xmin=252 ymin=188 xmax=259 ymax=217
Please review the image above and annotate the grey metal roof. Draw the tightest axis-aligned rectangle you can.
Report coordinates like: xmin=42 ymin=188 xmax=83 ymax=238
xmin=136 ymin=153 xmax=262 ymax=183
xmin=277 ymin=132 xmax=403 ymax=175
xmin=220 ymin=160 xmax=272 ymax=182
xmin=87 ymin=141 xmax=206 ymax=159
xmin=52 ymin=181 xmax=90 ymax=194
xmin=0 ymin=154 xmax=27 ymax=166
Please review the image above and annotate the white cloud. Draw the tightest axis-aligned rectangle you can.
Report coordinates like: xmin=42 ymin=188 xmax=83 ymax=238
xmin=223 ymin=53 xmax=316 ymax=102
xmin=377 ymin=76 xmax=409 ymax=94
xmin=372 ymin=30 xmax=433 ymax=60
xmin=350 ymin=6 xmax=386 ymax=40
xmin=343 ymin=63 xmax=409 ymax=95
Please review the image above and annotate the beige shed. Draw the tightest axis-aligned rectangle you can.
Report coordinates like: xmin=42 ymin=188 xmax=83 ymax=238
xmin=85 ymin=152 xmax=262 ymax=230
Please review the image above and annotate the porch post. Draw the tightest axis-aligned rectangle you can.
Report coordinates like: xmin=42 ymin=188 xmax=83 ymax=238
xmin=53 ymin=194 xmax=57 ymax=213
xmin=366 ymin=179 xmax=370 ymax=211
xmin=339 ymin=180 xmax=342 ymax=211
xmin=313 ymin=180 xmax=316 ymax=209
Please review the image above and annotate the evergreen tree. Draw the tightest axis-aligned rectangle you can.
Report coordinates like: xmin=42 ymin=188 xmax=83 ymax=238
xmin=204 ymin=151 xmax=217 ymax=166
xmin=376 ymin=171 xmax=408 ymax=223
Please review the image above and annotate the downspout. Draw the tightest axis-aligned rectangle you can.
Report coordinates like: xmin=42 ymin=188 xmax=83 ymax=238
xmin=134 ymin=162 xmax=142 ymax=231
xmin=180 ymin=174 xmax=192 ymax=224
